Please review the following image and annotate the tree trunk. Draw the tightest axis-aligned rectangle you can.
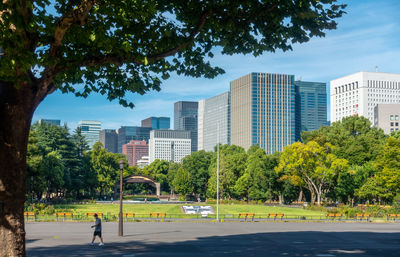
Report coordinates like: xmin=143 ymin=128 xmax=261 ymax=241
xmin=298 ymin=187 xmax=303 ymax=202
xmin=0 ymin=81 xmax=38 ymax=256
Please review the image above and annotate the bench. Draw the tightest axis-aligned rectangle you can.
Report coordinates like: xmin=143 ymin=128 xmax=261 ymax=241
xmin=387 ymin=214 xmax=400 ymax=221
xmin=56 ymin=212 xmax=73 ymax=221
xmin=86 ymin=213 xmax=103 ymax=219
xmin=24 ymin=212 xmax=36 ymax=221
xmin=238 ymin=213 xmax=255 ymax=221
xmin=123 ymin=213 xmax=135 ymax=220
xmin=150 ymin=213 xmax=166 ymax=219
xmin=355 ymin=213 xmax=370 ymax=221
xmin=268 ymin=213 xmax=284 ymax=220
xmin=326 ymin=213 xmax=342 ymax=220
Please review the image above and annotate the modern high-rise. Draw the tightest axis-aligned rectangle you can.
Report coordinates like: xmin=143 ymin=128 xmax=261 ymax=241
xmin=374 ymin=104 xmax=400 ymax=134
xmin=99 ymin=129 xmax=118 ymax=153
xmin=198 ymin=92 xmax=231 ymax=151
xmin=230 ymin=72 xmax=296 ymax=153
xmin=141 ymin=117 xmax=170 ymax=129
xmin=117 ymin=126 xmax=152 ymax=153
xmin=174 ymin=101 xmax=198 ymax=152
xmin=77 ymin=120 xmax=101 ymax=149
xmin=295 ymin=81 xmax=328 ymax=140
xmin=149 ymin=130 xmax=191 ymax=163
xmin=38 ymin=119 xmax=61 ymax=126
xmin=122 ymin=140 xmax=149 ymax=166
xmin=330 ymin=71 xmax=400 ymax=124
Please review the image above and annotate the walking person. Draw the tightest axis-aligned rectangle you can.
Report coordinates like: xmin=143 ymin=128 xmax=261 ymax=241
xmin=90 ymin=213 xmax=104 ymax=246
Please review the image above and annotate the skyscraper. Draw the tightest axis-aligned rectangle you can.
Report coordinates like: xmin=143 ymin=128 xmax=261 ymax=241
xmin=77 ymin=120 xmax=101 ymax=149
xmin=122 ymin=140 xmax=149 ymax=166
xmin=174 ymin=101 xmax=198 ymax=152
xmin=230 ymin=72 xmax=296 ymax=153
xmin=330 ymin=71 xmax=400 ymax=124
xmin=294 ymin=81 xmax=328 ymax=140
xmin=141 ymin=117 xmax=170 ymax=129
xmin=198 ymin=92 xmax=230 ymax=151
xmin=99 ymin=129 xmax=118 ymax=153
xmin=117 ymin=126 xmax=152 ymax=153
xmin=149 ymin=130 xmax=191 ymax=163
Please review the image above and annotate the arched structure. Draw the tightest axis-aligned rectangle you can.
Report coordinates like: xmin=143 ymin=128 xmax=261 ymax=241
xmin=123 ymin=175 xmax=161 ymax=196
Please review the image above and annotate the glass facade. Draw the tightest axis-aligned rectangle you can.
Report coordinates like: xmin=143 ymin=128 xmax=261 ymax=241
xmin=294 ymin=81 xmax=328 ymax=140
xmin=250 ymin=73 xmax=296 ymax=153
xmin=117 ymin=126 xmax=152 ymax=153
xmin=141 ymin=117 xmax=170 ymax=129
xmin=78 ymin=120 xmax=101 ymax=149
xmin=199 ymin=92 xmax=231 ymax=151
xmin=174 ymin=101 xmax=198 ymax=152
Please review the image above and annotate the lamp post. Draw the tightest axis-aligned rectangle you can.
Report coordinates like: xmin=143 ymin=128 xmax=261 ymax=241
xmin=118 ymin=159 xmax=124 ymax=237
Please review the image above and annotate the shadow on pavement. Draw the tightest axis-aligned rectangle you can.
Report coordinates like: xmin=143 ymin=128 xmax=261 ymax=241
xmin=27 ymin=231 xmax=400 ymax=257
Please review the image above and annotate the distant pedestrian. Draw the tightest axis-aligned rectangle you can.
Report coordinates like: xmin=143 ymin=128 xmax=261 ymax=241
xmin=89 ymin=213 xmax=104 ymax=246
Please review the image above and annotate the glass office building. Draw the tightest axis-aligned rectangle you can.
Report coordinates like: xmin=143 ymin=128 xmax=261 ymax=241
xmin=198 ymin=92 xmax=230 ymax=151
xmin=77 ymin=120 xmax=102 ymax=149
xmin=231 ymin=73 xmax=296 ymax=153
xmin=99 ymin=129 xmax=118 ymax=153
xmin=174 ymin=101 xmax=198 ymax=152
xmin=117 ymin=126 xmax=152 ymax=153
xmin=141 ymin=117 xmax=170 ymax=129
xmin=294 ymin=81 xmax=328 ymax=140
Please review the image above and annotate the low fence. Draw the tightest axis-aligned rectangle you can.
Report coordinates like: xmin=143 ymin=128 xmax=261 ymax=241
xmin=24 ymin=212 xmax=400 ymax=222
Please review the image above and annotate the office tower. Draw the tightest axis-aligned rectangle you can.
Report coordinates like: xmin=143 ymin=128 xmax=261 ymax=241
xmin=198 ymin=92 xmax=231 ymax=151
xmin=198 ymin=100 xmax=205 ymax=151
xmin=137 ymin=156 xmax=150 ymax=169
xmin=294 ymin=81 xmax=328 ymax=140
xmin=38 ymin=119 xmax=61 ymax=126
xmin=141 ymin=117 xmax=170 ymax=129
xmin=117 ymin=126 xmax=152 ymax=153
xmin=77 ymin=120 xmax=101 ymax=149
xmin=230 ymin=72 xmax=296 ymax=153
xmin=374 ymin=104 xmax=400 ymax=134
xmin=149 ymin=130 xmax=191 ymax=163
xmin=174 ymin=101 xmax=198 ymax=152
xmin=99 ymin=129 xmax=118 ymax=153
xmin=122 ymin=140 xmax=149 ymax=166
xmin=330 ymin=71 xmax=400 ymax=124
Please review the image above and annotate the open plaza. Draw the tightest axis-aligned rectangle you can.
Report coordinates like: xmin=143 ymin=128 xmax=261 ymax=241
xmin=26 ymin=222 xmax=400 ymax=257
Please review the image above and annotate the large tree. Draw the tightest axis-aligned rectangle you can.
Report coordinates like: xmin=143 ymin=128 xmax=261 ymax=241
xmin=0 ymin=0 xmax=345 ymax=255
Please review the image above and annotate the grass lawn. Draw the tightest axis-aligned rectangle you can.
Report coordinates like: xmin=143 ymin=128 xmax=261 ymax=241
xmin=53 ymin=203 xmax=325 ymax=218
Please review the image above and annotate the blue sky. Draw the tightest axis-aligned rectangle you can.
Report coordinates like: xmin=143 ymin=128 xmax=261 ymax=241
xmin=33 ymin=0 xmax=400 ymax=131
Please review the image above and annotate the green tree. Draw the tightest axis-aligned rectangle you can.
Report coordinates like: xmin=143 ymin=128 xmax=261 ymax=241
xmin=207 ymin=144 xmax=247 ymax=199
xmin=0 ymin=1 xmax=346 ymax=253
xmin=181 ymin=150 xmax=212 ymax=199
xmin=172 ymin=168 xmax=193 ymax=199
xmin=276 ymin=141 xmax=349 ymax=205
xmin=142 ymin=159 xmax=170 ymax=193
xmin=358 ymin=136 xmax=400 ymax=202
xmin=89 ymin=142 xmax=124 ymax=196
xmin=302 ymin=116 xmax=386 ymax=166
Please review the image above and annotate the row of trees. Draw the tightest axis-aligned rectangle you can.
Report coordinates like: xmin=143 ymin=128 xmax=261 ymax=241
xmin=142 ymin=116 xmax=400 ymax=205
xmin=27 ymin=115 xmax=400 ymax=205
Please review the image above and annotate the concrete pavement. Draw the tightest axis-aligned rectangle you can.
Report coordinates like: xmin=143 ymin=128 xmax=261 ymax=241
xmin=26 ymin=222 xmax=400 ymax=257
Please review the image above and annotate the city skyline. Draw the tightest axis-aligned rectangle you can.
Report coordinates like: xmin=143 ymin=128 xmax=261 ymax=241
xmin=32 ymin=0 xmax=400 ymax=131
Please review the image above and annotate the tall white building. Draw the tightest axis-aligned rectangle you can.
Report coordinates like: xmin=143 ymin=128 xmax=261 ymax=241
xmin=198 ymin=92 xmax=230 ymax=151
xmin=78 ymin=120 xmax=101 ymax=149
xmin=149 ymin=130 xmax=191 ymax=163
xmin=331 ymin=71 xmax=400 ymax=124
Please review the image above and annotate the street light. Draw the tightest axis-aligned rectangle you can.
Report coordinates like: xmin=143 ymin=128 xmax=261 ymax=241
xmin=118 ymin=159 xmax=124 ymax=237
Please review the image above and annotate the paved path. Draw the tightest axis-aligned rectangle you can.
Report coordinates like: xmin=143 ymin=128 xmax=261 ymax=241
xmin=26 ymin=222 xmax=400 ymax=257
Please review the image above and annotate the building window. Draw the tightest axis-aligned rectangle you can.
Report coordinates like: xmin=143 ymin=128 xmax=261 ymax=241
xmin=391 ymin=122 xmax=394 ymax=126
xmin=396 ymin=115 xmax=399 ymax=121
xmin=390 ymin=115 xmax=395 ymax=120
xmin=397 ymin=123 xmax=399 ymax=127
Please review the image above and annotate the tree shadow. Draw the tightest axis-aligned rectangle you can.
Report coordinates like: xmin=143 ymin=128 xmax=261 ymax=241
xmin=27 ymin=231 xmax=400 ymax=257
